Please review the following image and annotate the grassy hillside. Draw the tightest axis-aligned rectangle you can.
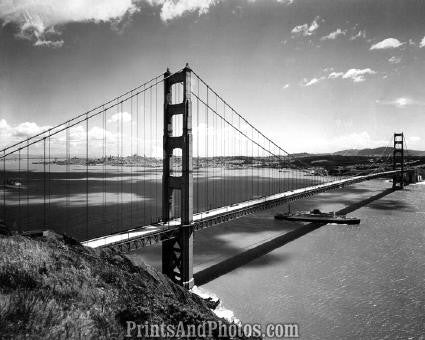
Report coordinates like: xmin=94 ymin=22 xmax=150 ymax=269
xmin=0 ymin=232 xmax=250 ymax=339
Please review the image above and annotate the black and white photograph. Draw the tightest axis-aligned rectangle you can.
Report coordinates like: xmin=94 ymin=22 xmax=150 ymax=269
xmin=0 ymin=0 xmax=424 ymax=339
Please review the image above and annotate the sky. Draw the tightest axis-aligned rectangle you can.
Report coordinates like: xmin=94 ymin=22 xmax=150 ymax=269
xmin=1 ymin=0 xmax=425 ymax=153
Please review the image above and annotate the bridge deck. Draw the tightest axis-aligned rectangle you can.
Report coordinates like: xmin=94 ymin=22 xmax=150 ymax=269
xmin=82 ymin=170 xmax=397 ymax=252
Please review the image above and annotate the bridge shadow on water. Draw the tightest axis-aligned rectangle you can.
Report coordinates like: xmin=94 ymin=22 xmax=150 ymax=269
xmin=318 ymin=187 xmax=415 ymax=212
xmin=194 ymin=187 xmax=397 ymax=286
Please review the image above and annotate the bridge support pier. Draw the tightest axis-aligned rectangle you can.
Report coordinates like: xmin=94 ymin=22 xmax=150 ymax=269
xmin=393 ymin=132 xmax=404 ymax=190
xmin=162 ymin=226 xmax=194 ymax=289
xmin=162 ymin=65 xmax=194 ymax=289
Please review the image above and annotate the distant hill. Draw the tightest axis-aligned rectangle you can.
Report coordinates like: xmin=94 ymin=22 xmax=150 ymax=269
xmin=290 ymin=152 xmax=312 ymax=157
xmin=333 ymin=147 xmax=425 ymax=157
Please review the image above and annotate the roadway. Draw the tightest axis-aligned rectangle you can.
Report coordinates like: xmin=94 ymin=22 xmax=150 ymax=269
xmin=82 ymin=170 xmax=398 ymax=252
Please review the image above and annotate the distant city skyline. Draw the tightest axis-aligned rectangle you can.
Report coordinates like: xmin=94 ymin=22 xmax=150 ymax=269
xmin=1 ymin=0 xmax=425 ymax=153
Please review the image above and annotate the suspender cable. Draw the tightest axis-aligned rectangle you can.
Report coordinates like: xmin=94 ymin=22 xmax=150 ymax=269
xmin=257 ymin=131 xmax=259 ymax=197
xmin=143 ymin=86 xmax=146 ymax=224
xmin=213 ymin=93 xmax=215 ymax=207
xmin=191 ymin=92 xmax=286 ymax=167
xmin=206 ymin=85 xmax=209 ymax=209
xmin=269 ymin=140 xmax=271 ymax=195
xmin=246 ymin=125 xmax=248 ymax=198
xmin=26 ymin=143 xmax=29 ymax=228
xmin=149 ymin=85 xmax=153 ymax=221
xmin=130 ymin=93 xmax=133 ymax=227
xmin=223 ymin=101 xmax=226 ymax=206
xmin=1 ymin=77 xmax=174 ymax=163
xmin=230 ymin=104 xmax=233 ymax=203
xmin=251 ymin=124 xmax=253 ymax=199
xmin=43 ymin=137 xmax=46 ymax=227
xmin=192 ymin=71 xmax=291 ymax=156
xmin=222 ymin=100 xmax=225 ymax=206
xmin=116 ymin=99 xmax=119 ymax=231
xmin=136 ymin=94 xmax=139 ymax=222
xmin=154 ymin=79 xmax=157 ymax=221
xmin=196 ymin=77 xmax=200 ymax=213
xmin=48 ymin=132 xmax=51 ymax=226
xmin=120 ymin=101 xmax=124 ymax=229
xmin=103 ymin=106 xmax=106 ymax=235
xmin=86 ymin=114 xmax=89 ymax=239
xmin=3 ymin=151 xmax=5 ymax=226
xmin=18 ymin=149 xmax=21 ymax=232
xmin=65 ymin=125 xmax=69 ymax=231
xmin=0 ymin=72 xmax=170 ymax=158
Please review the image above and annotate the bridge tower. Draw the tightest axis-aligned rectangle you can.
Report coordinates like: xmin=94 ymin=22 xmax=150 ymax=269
xmin=393 ymin=132 xmax=404 ymax=190
xmin=162 ymin=65 xmax=194 ymax=289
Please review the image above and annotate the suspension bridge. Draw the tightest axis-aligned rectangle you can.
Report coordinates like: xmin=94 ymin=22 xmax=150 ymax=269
xmin=0 ymin=64 xmax=418 ymax=288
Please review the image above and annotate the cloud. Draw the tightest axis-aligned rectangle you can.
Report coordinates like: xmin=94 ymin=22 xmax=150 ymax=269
xmin=393 ymin=97 xmax=411 ymax=107
xmin=0 ymin=118 xmax=52 ymax=148
xmin=329 ymin=68 xmax=376 ymax=82
xmin=147 ymin=0 xmax=216 ymax=21
xmin=0 ymin=0 xmax=139 ymax=46
xmin=107 ymin=112 xmax=132 ymax=123
xmin=370 ymin=38 xmax=404 ymax=50
xmin=1 ymin=0 xmax=228 ymax=47
xmin=350 ymin=30 xmax=366 ymax=40
xmin=321 ymin=28 xmax=345 ymax=40
xmin=0 ymin=119 xmax=51 ymax=139
xmin=303 ymin=68 xmax=376 ymax=87
xmin=291 ymin=16 xmax=320 ymax=37
xmin=303 ymin=78 xmax=320 ymax=87
xmin=0 ymin=117 xmax=167 ymax=156
xmin=87 ymin=126 xmax=115 ymax=141
xmin=328 ymin=71 xmax=344 ymax=79
xmin=420 ymin=36 xmax=425 ymax=48
xmin=376 ymin=97 xmax=425 ymax=108
xmin=15 ymin=122 xmax=50 ymax=137
xmin=388 ymin=56 xmax=401 ymax=64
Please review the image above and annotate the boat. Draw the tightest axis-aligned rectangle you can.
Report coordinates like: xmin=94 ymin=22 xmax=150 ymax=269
xmin=4 ymin=178 xmax=24 ymax=190
xmin=275 ymin=209 xmax=360 ymax=225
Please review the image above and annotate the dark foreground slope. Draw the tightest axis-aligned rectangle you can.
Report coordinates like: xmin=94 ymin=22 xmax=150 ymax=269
xmin=0 ymin=232 xmax=250 ymax=339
